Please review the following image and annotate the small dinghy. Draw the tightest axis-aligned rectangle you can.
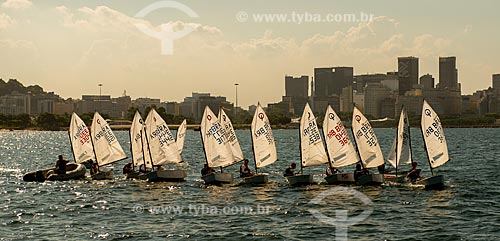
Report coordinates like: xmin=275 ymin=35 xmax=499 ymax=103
xmin=147 ymin=169 xmax=187 ymax=182
xmin=417 ymin=100 xmax=450 ymax=190
xmin=199 ymin=106 xmax=235 ymax=185
xmin=23 ymin=163 xmax=86 ymax=182
xmin=322 ymin=105 xmax=359 ymax=185
xmin=286 ymin=103 xmax=327 ymax=186
xmin=243 ymin=103 xmax=278 ymax=185
xmin=351 ymin=106 xmax=385 ymax=186
xmin=202 ymin=172 xmax=233 ymax=185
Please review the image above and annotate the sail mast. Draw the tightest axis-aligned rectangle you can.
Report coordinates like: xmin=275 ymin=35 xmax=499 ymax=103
xmin=129 ymin=128 xmax=135 ymax=170
xmin=250 ymin=127 xmax=258 ymax=174
xmin=68 ymin=130 xmax=77 ymax=164
xmin=406 ymin=107 xmax=415 ymax=165
xmin=143 ymin=126 xmax=155 ymax=171
xmin=351 ymin=105 xmax=365 ymax=170
xmin=88 ymin=127 xmax=100 ymax=171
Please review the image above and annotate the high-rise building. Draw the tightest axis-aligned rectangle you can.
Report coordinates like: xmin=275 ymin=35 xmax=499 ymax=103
xmin=285 ymin=75 xmax=308 ymax=97
xmin=493 ymin=74 xmax=500 ymax=90
xmin=314 ymin=67 xmax=353 ymax=97
xmin=439 ymin=56 xmax=459 ymax=90
xmin=397 ymin=56 xmax=419 ymax=95
xmin=420 ymin=74 xmax=435 ymax=89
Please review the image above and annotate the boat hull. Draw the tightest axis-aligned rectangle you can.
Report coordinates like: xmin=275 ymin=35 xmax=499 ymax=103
xmin=325 ymin=173 xmax=355 ymax=184
xmin=357 ymin=174 xmax=384 ymax=186
xmin=418 ymin=175 xmax=445 ymax=189
xmin=201 ymin=172 xmax=233 ymax=185
xmin=243 ymin=174 xmax=269 ymax=184
xmin=92 ymin=170 xmax=113 ymax=180
xmin=147 ymin=169 xmax=187 ymax=182
xmin=125 ymin=172 xmax=149 ymax=180
xmin=383 ymin=174 xmax=406 ymax=183
xmin=23 ymin=164 xmax=86 ymax=182
xmin=286 ymin=174 xmax=314 ymax=186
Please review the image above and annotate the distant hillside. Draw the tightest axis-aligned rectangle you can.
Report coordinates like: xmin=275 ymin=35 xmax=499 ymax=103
xmin=0 ymin=78 xmax=47 ymax=96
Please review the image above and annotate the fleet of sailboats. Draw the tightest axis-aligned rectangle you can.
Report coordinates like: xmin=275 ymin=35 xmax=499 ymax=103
xmin=351 ymin=106 xmax=385 ymax=185
xmin=31 ymin=100 xmax=450 ymax=190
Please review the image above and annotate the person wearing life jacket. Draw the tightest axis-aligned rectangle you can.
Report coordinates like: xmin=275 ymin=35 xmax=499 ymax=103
xmin=239 ymin=159 xmax=253 ymax=177
xmin=55 ymin=155 xmax=69 ymax=175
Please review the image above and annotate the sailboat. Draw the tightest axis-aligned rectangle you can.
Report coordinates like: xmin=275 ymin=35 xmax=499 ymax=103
xmin=286 ymin=103 xmax=328 ymax=185
xmin=219 ymin=108 xmax=244 ymax=164
xmin=385 ymin=107 xmax=417 ymax=182
xmin=200 ymin=106 xmax=234 ymax=185
xmin=89 ymin=112 xmax=128 ymax=180
xmin=144 ymin=109 xmax=187 ymax=182
xmin=351 ymin=106 xmax=384 ymax=185
xmin=176 ymin=119 xmax=187 ymax=154
xmin=128 ymin=111 xmax=152 ymax=179
xmin=418 ymin=100 xmax=449 ymax=189
xmin=323 ymin=105 xmax=359 ymax=184
xmin=243 ymin=103 xmax=278 ymax=184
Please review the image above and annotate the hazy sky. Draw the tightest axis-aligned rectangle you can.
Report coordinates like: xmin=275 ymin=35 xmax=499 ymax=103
xmin=1 ymin=0 xmax=499 ymax=108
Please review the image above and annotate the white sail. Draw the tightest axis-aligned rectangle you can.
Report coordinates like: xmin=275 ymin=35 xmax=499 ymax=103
xmin=91 ymin=112 xmax=127 ymax=166
xmin=219 ymin=108 xmax=244 ymax=164
xmin=69 ymin=113 xmax=94 ymax=164
xmin=421 ymin=100 xmax=449 ymax=168
xmin=251 ymin=103 xmax=278 ymax=169
xmin=130 ymin=111 xmax=152 ymax=168
xmin=387 ymin=108 xmax=412 ymax=168
xmin=176 ymin=119 xmax=187 ymax=154
xmin=144 ymin=109 xmax=182 ymax=165
xmin=352 ymin=106 xmax=384 ymax=168
xmin=323 ymin=105 xmax=359 ymax=168
xmin=300 ymin=103 xmax=328 ymax=167
xmin=200 ymin=106 xmax=233 ymax=168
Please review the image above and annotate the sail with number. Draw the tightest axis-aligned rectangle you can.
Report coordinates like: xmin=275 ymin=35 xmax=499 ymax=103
xmin=251 ymin=103 xmax=278 ymax=169
xmin=176 ymin=119 xmax=187 ymax=154
xmin=130 ymin=111 xmax=152 ymax=168
xmin=219 ymin=108 xmax=244 ymax=165
xmin=91 ymin=112 xmax=127 ymax=166
xmin=323 ymin=105 xmax=359 ymax=168
xmin=200 ymin=106 xmax=233 ymax=168
xmin=69 ymin=113 xmax=94 ymax=164
xmin=421 ymin=100 xmax=449 ymax=168
xmin=387 ymin=107 xmax=412 ymax=168
xmin=144 ymin=109 xmax=182 ymax=165
xmin=300 ymin=103 xmax=328 ymax=167
xmin=352 ymin=106 xmax=384 ymax=168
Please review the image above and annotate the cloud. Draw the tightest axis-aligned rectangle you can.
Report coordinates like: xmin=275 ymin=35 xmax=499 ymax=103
xmin=0 ymin=13 xmax=15 ymax=29
xmin=1 ymin=0 xmax=32 ymax=9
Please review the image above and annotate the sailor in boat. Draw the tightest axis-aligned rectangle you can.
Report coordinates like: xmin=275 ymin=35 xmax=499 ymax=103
xmin=201 ymin=164 xmax=215 ymax=176
xmin=283 ymin=163 xmax=297 ymax=177
xmin=377 ymin=164 xmax=386 ymax=174
xmin=55 ymin=155 xmax=69 ymax=175
xmin=239 ymin=159 xmax=254 ymax=178
xmin=122 ymin=162 xmax=135 ymax=174
xmin=88 ymin=160 xmax=98 ymax=176
xmin=325 ymin=166 xmax=339 ymax=176
xmin=353 ymin=163 xmax=369 ymax=181
xmin=406 ymin=162 xmax=420 ymax=183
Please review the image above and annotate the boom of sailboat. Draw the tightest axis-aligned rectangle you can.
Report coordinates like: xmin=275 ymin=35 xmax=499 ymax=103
xmin=22 ymin=100 xmax=450 ymax=189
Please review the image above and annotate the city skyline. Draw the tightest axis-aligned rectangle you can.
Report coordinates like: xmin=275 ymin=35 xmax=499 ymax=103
xmin=0 ymin=0 xmax=499 ymax=108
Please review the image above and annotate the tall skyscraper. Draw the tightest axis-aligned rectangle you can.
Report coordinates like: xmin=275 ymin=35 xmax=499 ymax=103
xmin=285 ymin=75 xmax=308 ymax=97
xmin=439 ymin=56 xmax=459 ymax=90
xmin=493 ymin=74 xmax=500 ymax=90
xmin=397 ymin=56 xmax=419 ymax=95
xmin=314 ymin=67 xmax=353 ymax=97
xmin=420 ymin=74 xmax=435 ymax=89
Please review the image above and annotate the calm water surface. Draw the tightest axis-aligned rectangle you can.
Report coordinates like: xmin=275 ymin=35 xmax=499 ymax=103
xmin=0 ymin=128 xmax=499 ymax=240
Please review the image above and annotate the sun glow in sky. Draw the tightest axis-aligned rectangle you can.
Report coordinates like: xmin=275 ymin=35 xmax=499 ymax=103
xmin=1 ymin=0 xmax=499 ymax=108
